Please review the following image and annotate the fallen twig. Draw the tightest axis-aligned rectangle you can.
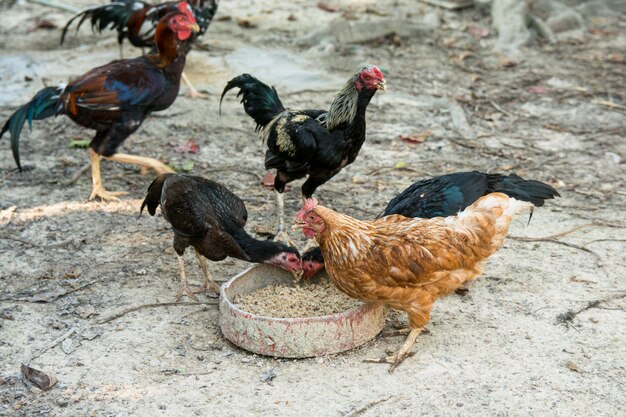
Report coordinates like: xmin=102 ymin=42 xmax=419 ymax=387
xmin=26 ymin=328 xmax=77 ymax=365
xmin=584 ymin=238 xmax=626 ymax=246
xmin=0 ymin=233 xmax=76 ymax=249
xmin=62 ymin=163 xmax=90 ymax=186
xmin=344 ymin=395 xmax=396 ymax=417
xmin=490 ymin=99 xmax=515 ymax=118
xmin=510 ymin=223 xmax=594 ymax=242
xmin=557 ymin=292 xmax=626 ymax=324
xmin=97 ymin=301 xmax=218 ymax=324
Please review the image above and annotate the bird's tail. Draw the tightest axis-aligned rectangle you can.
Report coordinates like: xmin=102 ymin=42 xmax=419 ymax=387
xmin=1 ymin=86 xmax=63 ymax=171
xmin=140 ymin=173 xmax=175 ymax=216
xmin=60 ymin=2 xmax=136 ymax=44
xmin=488 ymin=174 xmax=560 ymax=207
xmin=219 ymin=74 xmax=286 ymax=131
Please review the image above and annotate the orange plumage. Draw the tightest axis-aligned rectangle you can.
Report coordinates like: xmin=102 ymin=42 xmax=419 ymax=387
xmin=295 ymin=193 xmax=535 ymax=371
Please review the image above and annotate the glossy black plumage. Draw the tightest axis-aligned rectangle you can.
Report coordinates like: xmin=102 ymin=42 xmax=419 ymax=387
xmin=61 ymin=0 xmax=218 ymax=53
xmin=220 ymin=73 xmax=378 ymax=198
xmin=141 ymin=174 xmax=300 ymax=263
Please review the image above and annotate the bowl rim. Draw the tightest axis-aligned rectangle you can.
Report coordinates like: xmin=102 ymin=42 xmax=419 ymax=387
xmin=220 ymin=265 xmax=381 ymax=324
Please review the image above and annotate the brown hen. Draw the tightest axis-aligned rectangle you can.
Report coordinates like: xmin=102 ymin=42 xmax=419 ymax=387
xmin=294 ymin=192 xmax=543 ymax=372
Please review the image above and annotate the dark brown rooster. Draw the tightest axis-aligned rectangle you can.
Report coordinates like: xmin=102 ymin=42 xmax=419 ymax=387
xmin=2 ymin=2 xmax=199 ymax=201
xmin=220 ymin=65 xmax=385 ymax=244
xmin=61 ymin=0 xmax=218 ymax=98
xmin=141 ymin=173 xmax=302 ymax=300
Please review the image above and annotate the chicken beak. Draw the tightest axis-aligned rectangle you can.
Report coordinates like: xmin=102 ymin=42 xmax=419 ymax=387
xmin=290 ymin=268 xmax=304 ymax=281
xmin=292 ymin=220 xmax=306 ymax=230
xmin=189 ymin=23 xmax=200 ymax=33
xmin=377 ymin=80 xmax=387 ymax=91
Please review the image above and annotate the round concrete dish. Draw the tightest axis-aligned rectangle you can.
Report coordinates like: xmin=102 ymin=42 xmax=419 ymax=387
xmin=219 ymin=264 xmax=387 ymax=358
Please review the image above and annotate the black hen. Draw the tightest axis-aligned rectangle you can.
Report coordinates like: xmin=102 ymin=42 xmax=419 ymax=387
xmin=220 ymin=65 xmax=386 ymax=244
xmin=140 ymin=174 xmax=302 ymax=301
xmin=301 ymin=171 xmax=560 ymax=278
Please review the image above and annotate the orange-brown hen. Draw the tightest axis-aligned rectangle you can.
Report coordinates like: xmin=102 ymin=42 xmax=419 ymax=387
xmin=294 ymin=193 xmax=542 ymax=372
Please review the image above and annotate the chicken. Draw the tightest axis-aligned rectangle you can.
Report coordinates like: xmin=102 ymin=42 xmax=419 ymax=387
xmin=301 ymin=171 xmax=560 ymax=279
xmin=60 ymin=0 xmax=219 ymax=98
xmin=220 ymin=65 xmax=385 ymax=245
xmin=141 ymin=173 xmax=302 ymax=300
xmin=2 ymin=2 xmax=198 ymax=201
xmin=294 ymin=191 xmax=555 ymax=372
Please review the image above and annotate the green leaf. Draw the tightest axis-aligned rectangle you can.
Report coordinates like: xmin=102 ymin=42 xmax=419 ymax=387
xmin=394 ymin=161 xmax=407 ymax=169
xmin=180 ymin=161 xmax=194 ymax=172
xmin=69 ymin=139 xmax=90 ymax=148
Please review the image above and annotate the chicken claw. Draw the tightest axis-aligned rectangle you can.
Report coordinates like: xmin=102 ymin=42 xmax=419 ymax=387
xmin=89 ymin=186 xmax=128 ymax=202
xmin=364 ymin=327 xmax=423 ymax=373
xmin=176 ymin=284 xmax=200 ymax=302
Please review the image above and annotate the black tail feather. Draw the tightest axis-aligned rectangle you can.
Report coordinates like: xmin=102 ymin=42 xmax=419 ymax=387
xmin=1 ymin=87 xmax=63 ymax=171
xmin=140 ymin=173 xmax=174 ymax=217
xmin=219 ymin=74 xmax=285 ymax=130
xmin=61 ymin=2 xmax=136 ymax=45
xmin=489 ymin=173 xmax=560 ymax=207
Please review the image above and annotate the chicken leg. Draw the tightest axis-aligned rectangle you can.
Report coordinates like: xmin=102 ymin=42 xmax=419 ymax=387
xmin=104 ymin=153 xmax=175 ymax=175
xmin=182 ymin=72 xmax=207 ymax=99
xmin=89 ymin=148 xmax=128 ymax=201
xmin=273 ymin=190 xmax=297 ymax=247
xmin=194 ymin=249 xmax=220 ymax=297
xmin=176 ymin=254 xmax=199 ymax=302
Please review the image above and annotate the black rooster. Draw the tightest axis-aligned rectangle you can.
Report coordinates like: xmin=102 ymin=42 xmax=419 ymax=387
xmin=2 ymin=2 xmax=198 ymax=201
xmin=301 ymin=171 xmax=560 ymax=278
xmin=141 ymin=174 xmax=302 ymax=300
xmin=220 ymin=65 xmax=386 ymax=244
xmin=61 ymin=0 xmax=219 ymax=98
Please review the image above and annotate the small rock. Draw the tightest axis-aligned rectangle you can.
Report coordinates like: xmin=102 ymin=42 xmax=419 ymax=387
xmin=79 ymin=327 xmax=104 ymax=340
xmin=547 ymin=8 xmax=585 ymax=34
xmin=260 ymin=368 xmax=276 ymax=384
xmin=75 ymin=304 xmax=96 ymax=319
xmin=61 ymin=338 xmax=79 ymax=354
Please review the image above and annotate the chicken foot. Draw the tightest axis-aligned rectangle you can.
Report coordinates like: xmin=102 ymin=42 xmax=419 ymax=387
xmin=364 ymin=328 xmax=423 ymax=372
xmin=182 ymin=72 xmax=207 ymax=99
xmin=273 ymin=191 xmax=297 ymax=247
xmin=89 ymin=149 xmax=128 ymax=201
xmin=194 ymin=249 xmax=220 ymax=298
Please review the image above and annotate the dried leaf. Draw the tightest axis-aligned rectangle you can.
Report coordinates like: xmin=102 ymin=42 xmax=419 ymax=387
xmin=69 ymin=139 xmax=90 ymax=148
xmin=287 ymin=14 xmax=297 ymax=21
xmin=399 ymin=131 xmax=430 ymax=145
xmin=607 ymin=53 xmax=624 ymax=64
xmin=527 ymin=85 xmax=550 ymax=94
xmin=236 ymin=18 xmax=257 ymax=28
xmin=317 ymin=2 xmax=339 ymax=12
xmin=565 ymin=361 xmax=581 ymax=373
xmin=261 ymin=172 xmax=275 ymax=189
xmin=497 ymin=57 xmax=518 ymax=68
xmin=172 ymin=139 xmax=199 ymax=154
xmin=21 ymin=364 xmax=57 ymax=390
xmin=28 ymin=19 xmax=57 ymax=33
xmin=453 ymin=51 xmax=473 ymax=63
xmin=467 ymin=24 xmax=490 ymax=39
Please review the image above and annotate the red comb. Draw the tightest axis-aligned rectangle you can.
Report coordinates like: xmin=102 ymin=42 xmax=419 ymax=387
xmin=296 ymin=198 xmax=318 ymax=221
xmin=177 ymin=2 xmax=196 ymax=22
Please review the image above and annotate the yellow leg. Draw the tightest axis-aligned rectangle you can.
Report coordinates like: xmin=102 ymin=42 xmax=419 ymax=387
xmin=104 ymin=153 xmax=175 ymax=175
xmin=182 ymin=72 xmax=207 ymax=99
xmin=176 ymin=254 xmax=199 ymax=302
xmin=389 ymin=328 xmax=422 ymax=373
xmin=194 ymin=249 xmax=220 ymax=296
xmin=88 ymin=149 xmax=128 ymax=201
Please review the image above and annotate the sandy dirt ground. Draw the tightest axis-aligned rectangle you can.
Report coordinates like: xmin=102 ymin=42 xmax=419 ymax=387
xmin=1 ymin=0 xmax=625 ymax=415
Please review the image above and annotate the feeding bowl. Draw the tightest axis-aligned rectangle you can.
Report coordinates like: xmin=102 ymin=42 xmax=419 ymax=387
xmin=219 ymin=264 xmax=387 ymax=358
